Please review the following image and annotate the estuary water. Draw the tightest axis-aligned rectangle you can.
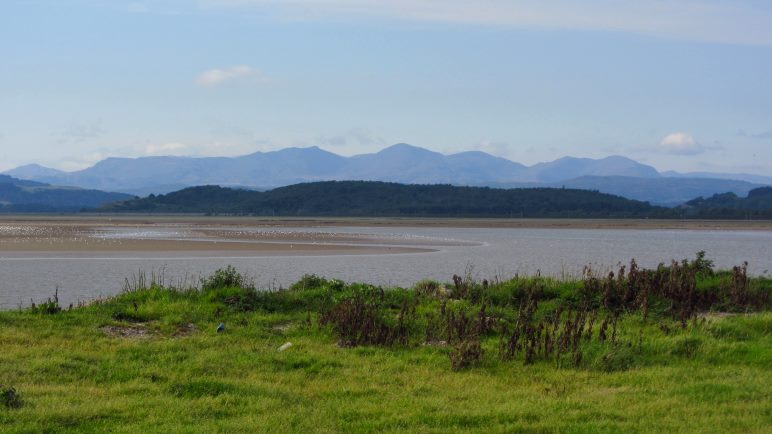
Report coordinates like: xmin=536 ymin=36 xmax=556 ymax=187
xmin=1 ymin=224 xmax=771 ymax=309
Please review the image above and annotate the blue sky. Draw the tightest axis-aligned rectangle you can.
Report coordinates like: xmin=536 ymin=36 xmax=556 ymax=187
xmin=1 ymin=0 xmax=771 ymax=174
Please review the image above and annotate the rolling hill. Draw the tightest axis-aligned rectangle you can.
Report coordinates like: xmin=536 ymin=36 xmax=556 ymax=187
xmin=0 ymin=174 xmax=133 ymax=212
xmin=681 ymin=187 xmax=772 ymax=218
xmin=100 ymin=181 xmax=664 ymax=218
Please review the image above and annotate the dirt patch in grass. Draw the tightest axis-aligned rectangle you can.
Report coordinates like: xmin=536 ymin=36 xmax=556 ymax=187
xmin=272 ymin=322 xmax=293 ymax=332
xmin=699 ymin=312 xmax=739 ymax=319
xmin=100 ymin=324 xmax=154 ymax=339
xmin=173 ymin=323 xmax=198 ymax=337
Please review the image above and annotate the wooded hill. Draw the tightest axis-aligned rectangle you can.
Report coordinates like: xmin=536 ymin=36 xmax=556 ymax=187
xmin=682 ymin=187 xmax=772 ymax=218
xmin=100 ymin=181 xmax=664 ymax=218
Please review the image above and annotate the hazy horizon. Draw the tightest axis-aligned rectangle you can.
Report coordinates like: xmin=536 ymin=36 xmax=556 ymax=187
xmin=1 ymin=1 xmax=771 ymax=175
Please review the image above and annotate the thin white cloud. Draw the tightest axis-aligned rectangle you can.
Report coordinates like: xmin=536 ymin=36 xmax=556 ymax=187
xmin=474 ymin=140 xmax=510 ymax=157
xmin=195 ymin=65 xmax=270 ymax=87
xmin=316 ymin=128 xmax=385 ymax=148
xmin=738 ymin=129 xmax=772 ymax=139
xmin=199 ymin=0 xmax=772 ymax=46
xmin=58 ymin=152 xmax=110 ymax=171
xmin=145 ymin=142 xmax=189 ymax=155
xmin=57 ymin=120 xmax=106 ymax=144
xmin=655 ymin=133 xmax=705 ymax=155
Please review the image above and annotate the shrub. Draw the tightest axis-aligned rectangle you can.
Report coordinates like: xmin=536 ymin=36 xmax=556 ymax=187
xmin=691 ymin=250 xmax=715 ymax=277
xmin=30 ymin=288 xmax=62 ymax=315
xmin=289 ymin=274 xmax=329 ymax=292
xmin=592 ymin=344 xmax=636 ymax=372
xmin=449 ymin=339 xmax=483 ymax=371
xmin=414 ymin=279 xmax=442 ymax=298
xmin=320 ymin=285 xmax=417 ymax=347
xmin=670 ymin=337 xmax=702 ymax=359
xmin=1 ymin=386 xmax=23 ymax=409
xmin=200 ymin=266 xmax=253 ymax=291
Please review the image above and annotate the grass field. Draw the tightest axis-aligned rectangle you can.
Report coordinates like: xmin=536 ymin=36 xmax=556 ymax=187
xmin=1 ymin=257 xmax=770 ymax=433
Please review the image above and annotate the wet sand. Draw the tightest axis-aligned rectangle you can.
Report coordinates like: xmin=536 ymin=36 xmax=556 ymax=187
xmin=0 ymin=218 xmax=441 ymax=255
xmin=2 ymin=216 xmax=769 ymax=256
xmin=0 ymin=239 xmax=433 ymax=255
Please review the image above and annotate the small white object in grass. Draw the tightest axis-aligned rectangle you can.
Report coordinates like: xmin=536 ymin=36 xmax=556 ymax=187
xmin=278 ymin=342 xmax=293 ymax=352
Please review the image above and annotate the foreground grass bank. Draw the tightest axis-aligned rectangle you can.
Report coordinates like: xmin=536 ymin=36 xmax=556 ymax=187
xmin=1 ymin=256 xmax=771 ymax=433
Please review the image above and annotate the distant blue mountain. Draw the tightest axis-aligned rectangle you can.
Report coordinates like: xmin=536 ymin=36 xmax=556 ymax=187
xmin=526 ymin=156 xmax=660 ymax=182
xmin=489 ymin=176 xmax=764 ymax=207
xmin=3 ymin=144 xmax=769 ymax=205
xmin=0 ymin=174 xmax=132 ymax=211
xmin=341 ymin=144 xmax=528 ymax=184
xmin=662 ymin=170 xmax=772 ymax=185
xmin=4 ymin=163 xmax=66 ymax=180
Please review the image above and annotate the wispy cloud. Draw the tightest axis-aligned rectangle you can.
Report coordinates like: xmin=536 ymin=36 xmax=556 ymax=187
xmin=58 ymin=152 xmax=111 ymax=172
xmin=57 ymin=120 xmax=106 ymax=144
xmin=738 ymin=129 xmax=772 ymax=139
xmin=144 ymin=142 xmax=189 ymax=155
xmin=316 ymin=128 xmax=385 ymax=148
xmin=473 ymin=140 xmax=511 ymax=157
xmin=195 ymin=65 xmax=270 ymax=87
xmin=199 ymin=0 xmax=772 ymax=46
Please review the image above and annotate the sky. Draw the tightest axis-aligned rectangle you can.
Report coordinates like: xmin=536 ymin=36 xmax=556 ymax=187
xmin=1 ymin=0 xmax=771 ymax=175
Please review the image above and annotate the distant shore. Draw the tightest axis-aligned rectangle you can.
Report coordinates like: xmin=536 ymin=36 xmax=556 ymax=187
xmin=2 ymin=214 xmax=772 ymax=231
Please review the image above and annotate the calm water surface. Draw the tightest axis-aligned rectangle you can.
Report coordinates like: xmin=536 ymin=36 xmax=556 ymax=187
xmin=2 ymin=226 xmax=771 ymax=309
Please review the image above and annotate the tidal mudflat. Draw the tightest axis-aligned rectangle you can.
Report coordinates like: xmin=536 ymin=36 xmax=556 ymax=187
xmin=1 ymin=216 xmax=771 ymax=309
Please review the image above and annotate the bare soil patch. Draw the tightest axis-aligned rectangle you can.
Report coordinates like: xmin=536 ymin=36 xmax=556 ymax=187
xmin=100 ymin=324 xmax=154 ymax=339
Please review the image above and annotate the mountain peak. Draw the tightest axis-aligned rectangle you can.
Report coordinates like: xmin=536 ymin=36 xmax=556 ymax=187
xmin=4 ymin=163 xmax=66 ymax=179
xmin=377 ymin=143 xmax=439 ymax=155
xmin=599 ymin=155 xmax=641 ymax=163
xmin=6 ymin=145 xmax=763 ymax=205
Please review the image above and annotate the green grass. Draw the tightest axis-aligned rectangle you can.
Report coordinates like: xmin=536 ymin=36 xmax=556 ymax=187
xmin=1 ymin=265 xmax=770 ymax=433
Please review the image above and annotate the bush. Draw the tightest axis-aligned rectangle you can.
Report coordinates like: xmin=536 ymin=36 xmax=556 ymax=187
xmin=290 ymin=274 xmax=329 ymax=292
xmin=413 ymin=279 xmax=442 ymax=298
xmin=30 ymin=288 xmax=62 ymax=315
xmin=320 ymin=285 xmax=416 ymax=347
xmin=200 ymin=266 xmax=253 ymax=291
xmin=592 ymin=345 xmax=636 ymax=372
xmin=691 ymin=250 xmax=715 ymax=277
xmin=670 ymin=337 xmax=702 ymax=359
xmin=449 ymin=339 xmax=483 ymax=371
xmin=30 ymin=298 xmax=62 ymax=315
xmin=1 ymin=386 xmax=23 ymax=409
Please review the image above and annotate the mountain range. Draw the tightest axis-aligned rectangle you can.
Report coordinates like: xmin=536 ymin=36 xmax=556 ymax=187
xmin=5 ymin=144 xmax=771 ymax=205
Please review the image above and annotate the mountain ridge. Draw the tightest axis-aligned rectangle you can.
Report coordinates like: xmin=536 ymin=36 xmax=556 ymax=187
xmin=4 ymin=144 xmax=769 ymax=204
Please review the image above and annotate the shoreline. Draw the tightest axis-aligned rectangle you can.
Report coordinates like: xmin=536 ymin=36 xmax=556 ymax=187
xmin=2 ymin=215 xmax=772 ymax=231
